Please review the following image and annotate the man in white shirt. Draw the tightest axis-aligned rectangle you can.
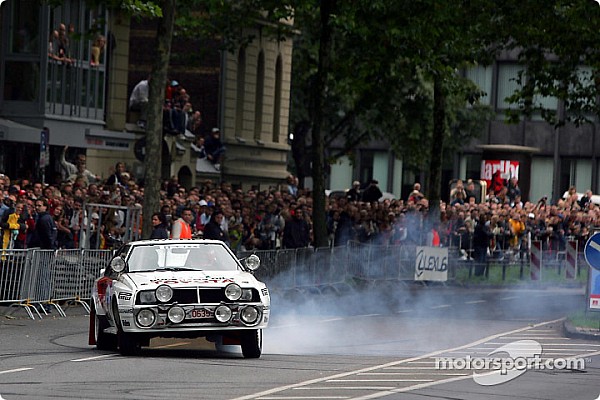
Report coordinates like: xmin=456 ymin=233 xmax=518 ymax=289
xmin=129 ymin=77 xmax=149 ymax=129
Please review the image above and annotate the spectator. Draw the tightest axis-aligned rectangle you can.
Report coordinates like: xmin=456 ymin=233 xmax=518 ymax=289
xmin=1 ymin=195 xmax=25 ymax=250
xmin=286 ymin=174 xmax=298 ymax=197
xmin=90 ymin=35 xmax=106 ymax=66
xmin=129 ymin=76 xmax=149 ymax=129
xmin=507 ymin=177 xmax=521 ymax=205
xmin=256 ymin=203 xmax=283 ymax=249
xmin=60 ymin=146 xmax=97 ymax=183
xmin=204 ymin=128 xmax=226 ymax=171
xmin=580 ymin=189 xmax=594 ymax=210
xmin=29 ymin=198 xmax=58 ymax=250
xmin=346 ymin=180 xmax=361 ymax=202
xmin=203 ymin=209 xmax=227 ymax=242
xmin=106 ymin=162 xmax=128 ymax=188
xmin=150 ymin=212 xmax=169 ymax=239
xmin=408 ymin=183 xmax=424 ymax=204
xmin=472 ymin=214 xmax=492 ymax=276
xmin=282 ymin=206 xmax=310 ymax=249
xmin=170 ymin=207 xmax=193 ymax=239
xmin=53 ymin=204 xmax=75 ymax=249
xmin=361 ymin=179 xmax=383 ymax=203
xmin=464 ymin=179 xmax=477 ymax=203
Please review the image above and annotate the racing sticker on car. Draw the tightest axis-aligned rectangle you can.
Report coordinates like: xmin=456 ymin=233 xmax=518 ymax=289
xmin=118 ymin=292 xmax=132 ymax=301
xmin=261 ymin=288 xmax=269 ymax=296
xmin=149 ymin=277 xmax=236 ymax=284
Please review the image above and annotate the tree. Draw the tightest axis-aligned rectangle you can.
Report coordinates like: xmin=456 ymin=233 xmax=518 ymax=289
xmin=289 ymin=0 xmax=497 ymax=245
xmin=492 ymin=1 xmax=600 ymax=201
xmin=141 ymin=0 xmax=176 ymax=240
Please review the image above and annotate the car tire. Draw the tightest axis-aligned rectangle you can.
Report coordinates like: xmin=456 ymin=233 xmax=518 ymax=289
xmin=112 ymin=298 xmax=140 ymax=356
xmin=118 ymin=332 xmax=141 ymax=356
xmin=95 ymin=313 xmax=117 ymax=351
xmin=241 ymin=329 xmax=262 ymax=359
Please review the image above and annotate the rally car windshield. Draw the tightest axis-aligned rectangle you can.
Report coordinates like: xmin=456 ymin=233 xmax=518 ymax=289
xmin=126 ymin=243 xmax=239 ymax=272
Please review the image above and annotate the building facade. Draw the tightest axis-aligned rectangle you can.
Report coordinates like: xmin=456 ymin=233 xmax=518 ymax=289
xmin=0 ymin=0 xmax=294 ymax=191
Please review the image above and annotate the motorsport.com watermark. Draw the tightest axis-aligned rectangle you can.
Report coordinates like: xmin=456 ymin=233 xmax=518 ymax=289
xmin=434 ymin=340 xmax=587 ymax=386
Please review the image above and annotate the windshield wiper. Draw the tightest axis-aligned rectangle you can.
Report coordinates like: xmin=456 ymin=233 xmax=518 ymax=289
xmin=155 ymin=267 xmax=197 ymax=271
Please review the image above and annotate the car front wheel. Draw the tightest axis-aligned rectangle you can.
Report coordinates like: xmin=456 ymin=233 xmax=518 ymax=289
xmin=241 ymin=329 xmax=262 ymax=359
xmin=118 ymin=332 xmax=141 ymax=356
xmin=95 ymin=313 xmax=117 ymax=351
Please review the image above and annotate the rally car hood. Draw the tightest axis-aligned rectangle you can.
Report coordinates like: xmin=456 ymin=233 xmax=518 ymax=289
xmin=125 ymin=269 xmax=259 ymax=290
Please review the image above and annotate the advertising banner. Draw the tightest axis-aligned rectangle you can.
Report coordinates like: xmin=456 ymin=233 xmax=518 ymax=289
xmin=480 ymin=160 xmax=519 ymax=188
xmin=415 ymin=246 xmax=448 ymax=281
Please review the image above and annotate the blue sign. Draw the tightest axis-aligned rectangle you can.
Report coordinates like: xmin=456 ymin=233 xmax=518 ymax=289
xmin=584 ymin=233 xmax=600 ymax=271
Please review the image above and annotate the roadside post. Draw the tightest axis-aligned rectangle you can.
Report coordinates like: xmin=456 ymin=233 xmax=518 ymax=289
xmin=584 ymin=233 xmax=600 ymax=312
xmin=565 ymin=240 xmax=578 ymax=280
xmin=530 ymin=240 xmax=542 ymax=281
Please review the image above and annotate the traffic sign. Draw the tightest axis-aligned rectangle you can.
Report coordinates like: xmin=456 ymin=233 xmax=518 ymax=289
xmin=585 ymin=232 xmax=600 ymax=271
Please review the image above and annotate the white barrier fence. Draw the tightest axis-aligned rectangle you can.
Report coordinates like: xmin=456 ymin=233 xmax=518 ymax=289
xmin=0 ymin=248 xmax=113 ymax=319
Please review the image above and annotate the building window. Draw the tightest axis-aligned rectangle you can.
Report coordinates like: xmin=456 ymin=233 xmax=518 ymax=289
xmin=253 ymin=50 xmax=264 ymax=141
xmin=272 ymin=55 xmax=282 ymax=143
xmin=235 ymin=47 xmax=246 ymax=137
xmin=496 ymin=63 xmax=523 ymax=111
xmin=3 ymin=1 xmax=40 ymax=101
xmin=9 ymin=0 xmax=40 ymax=55
xmin=465 ymin=65 xmax=492 ymax=105
xmin=45 ymin=1 xmax=107 ymax=120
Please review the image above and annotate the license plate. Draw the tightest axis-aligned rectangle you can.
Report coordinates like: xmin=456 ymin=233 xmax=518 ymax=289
xmin=187 ymin=308 xmax=213 ymax=319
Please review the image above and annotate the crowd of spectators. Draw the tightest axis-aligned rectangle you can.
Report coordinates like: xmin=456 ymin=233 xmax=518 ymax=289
xmin=1 ymin=168 xmax=598 ymax=262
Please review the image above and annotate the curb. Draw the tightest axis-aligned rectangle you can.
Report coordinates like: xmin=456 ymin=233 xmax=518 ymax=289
xmin=563 ymin=319 xmax=600 ymax=341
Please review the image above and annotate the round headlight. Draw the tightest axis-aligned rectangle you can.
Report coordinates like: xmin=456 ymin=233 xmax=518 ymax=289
xmin=240 ymin=306 xmax=259 ymax=324
xmin=167 ymin=306 xmax=185 ymax=323
xmin=215 ymin=305 xmax=232 ymax=322
xmin=136 ymin=309 xmax=156 ymax=327
xmin=224 ymin=283 xmax=242 ymax=301
xmin=155 ymin=285 xmax=173 ymax=303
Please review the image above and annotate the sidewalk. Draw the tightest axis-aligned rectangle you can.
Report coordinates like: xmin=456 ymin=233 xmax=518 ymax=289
xmin=563 ymin=319 xmax=600 ymax=341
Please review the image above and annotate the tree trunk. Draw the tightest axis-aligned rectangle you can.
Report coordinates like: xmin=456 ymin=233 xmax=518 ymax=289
xmin=428 ymin=74 xmax=445 ymax=223
xmin=142 ymin=0 xmax=176 ymax=239
xmin=310 ymin=0 xmax=336 ymax=248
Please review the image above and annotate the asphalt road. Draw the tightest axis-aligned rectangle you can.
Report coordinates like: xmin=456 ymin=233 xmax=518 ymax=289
xmin=1 ymin=285 xmax=598 ymax=400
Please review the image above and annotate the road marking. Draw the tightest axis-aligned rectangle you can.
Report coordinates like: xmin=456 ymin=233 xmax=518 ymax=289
xmin=295 ymin=387 xmax=396 ymax=391
xmin=487 ymin=342 xmax=599 ymax=346
xmin=230 ymin=318 xmax=566 ymax=400
xmin=329 ymin=379 xmax=434 ymax=383
xmin=71 ymin=354 xmax=117 ymax=362
xmin=358 ymin=372 xmax=467 ymax=376
xmin=465 ymin=300 xmax=486 ymax=304
xmin=260 ymin=397 xmax=349 ymax=399
xmin=396 ymin=309 xmax=413 ymax=313
xmin=496 ymin=336 xmax=569 ymax=339
xmin=499 ymin=296 xmax=518 ymax=300
xmin=429 ymin=304 xmax=451 ymax=309
xmin=0 ymin=368 xmax=33 ymax=375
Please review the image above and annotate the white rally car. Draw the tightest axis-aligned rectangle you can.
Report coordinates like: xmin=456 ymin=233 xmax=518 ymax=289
xmin=88 ymin=239 xmax=270 ymax=358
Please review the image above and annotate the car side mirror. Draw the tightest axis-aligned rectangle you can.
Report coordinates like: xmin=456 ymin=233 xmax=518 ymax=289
xmin=243 ymin=254 xmax=260 ymax=271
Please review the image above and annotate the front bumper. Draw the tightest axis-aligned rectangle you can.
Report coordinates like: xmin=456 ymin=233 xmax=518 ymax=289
xmin=119 ymin=303 xmax=270 ymax=333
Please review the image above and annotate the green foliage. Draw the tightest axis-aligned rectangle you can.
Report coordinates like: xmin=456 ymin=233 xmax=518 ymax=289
xmin=172 ymin=0 xmax=295 ymax=52
xmin=289 ymin=0 xmax=496 ymax=173
xmin=496 ymin=0 xmax=600 ymax=127
xmin=45 ymin=0 xmax=162 ymax=17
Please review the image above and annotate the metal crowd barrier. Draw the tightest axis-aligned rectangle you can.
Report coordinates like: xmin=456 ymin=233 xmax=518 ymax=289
xmin=1 ymin=242 xmax=586 ymax=320
xmin=0 ymin=248 xmax=113 ymax=319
